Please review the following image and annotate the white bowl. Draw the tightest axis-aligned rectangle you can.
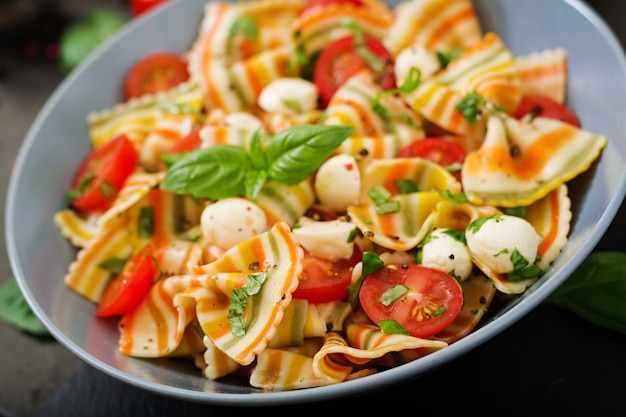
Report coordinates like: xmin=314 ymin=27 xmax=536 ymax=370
xmin=6 ymin=0 xmax=626 ymax=406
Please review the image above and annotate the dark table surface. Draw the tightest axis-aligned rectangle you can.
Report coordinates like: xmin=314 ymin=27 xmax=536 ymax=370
xmin=2 ymin=1 xmax=626 ymax=416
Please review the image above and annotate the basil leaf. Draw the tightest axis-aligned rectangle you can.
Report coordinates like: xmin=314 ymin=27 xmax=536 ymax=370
xmin=347 ymin=251 xmax=384 ymax=310
xmin=0 ymin=278 xmax=49 ymax=336
xmin=544 ymin=252 xmax=626 ymax=335
xmin=160 ymin=145 xmax=253 ymax=200
xmin=264 ymin=124 xmax=354 ymax=185
xmin=378 ymin=319 xmax=410 ymax=335
xmin=59 ymin=10 xmax=127 ymax=73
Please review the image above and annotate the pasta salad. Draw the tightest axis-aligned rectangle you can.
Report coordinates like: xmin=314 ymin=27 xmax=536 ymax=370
xmin=54 ymin=0 xmax=607 ymax=390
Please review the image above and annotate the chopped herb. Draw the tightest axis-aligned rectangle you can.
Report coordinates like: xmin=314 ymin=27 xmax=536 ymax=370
xmin=456 ymin=91 xmax=487 ymax=124
xmin=368 ymin=183 xmax=400 ymax=215
xmin=347 ymin=251 xmax=384 ymax=310
xmin=439 ymin=189 xmax=467 ymax=203
xmin=379 ymin=284 xmax=409 ymax=306
xmin=99 ymin=180 xmax=117 ymax=199
xmin=98 ymin=257 xmax=128 ymax=275
xmin=347 ymin=227 xmax=358 ymax=243
xmin=501 ymin=206 xmax=526 ymax=218
xmin=436 ymin=49 xmax=463 ymax=68
xmin=467 ymin=214 xmax=502 ymax=234
xmin=378 ymin=319 xmax=410 ymax=335
xmin=395 ymin=179 xmax=419 ymax=194
xmin=505 ymin=248 xmax=543 ymax=281
xmin=137 ymin=206 xmax=154 ymax=238
xmin=229 ymin=16 xmax=258 ymax=41
xmin=228 ymin=270 xmax=269 ymax=337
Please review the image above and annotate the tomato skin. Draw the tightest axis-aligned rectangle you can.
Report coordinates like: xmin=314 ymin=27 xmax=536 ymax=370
xmin=300 ymin=0 xmax=364 ymax=15
xmin=130 ymin=0 xmax=169 ymax=17
xmin=359 ymin=263 xmax=464 ymax=338
xmin=95 ymin=245 xmax=160 ymax=317
xmin=124 ymin=52 xmax=189 ymax=99
xmin=293 ymin=244 xmax=362 ymax=304
xmin=70 ymin=134 xmax=138 ymax=213
xmin=395 ymin=137 xmax=467 ymax=182
xmin=514 ymin=95 xmax=580 ymax=127
xmin=167 ymin=126 xmax=203 ymax=154
xmin=314 ymin=35 xmax=395 ymax=107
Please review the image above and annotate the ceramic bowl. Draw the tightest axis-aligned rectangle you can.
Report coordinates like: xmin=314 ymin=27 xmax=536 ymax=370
xmin=6 ymin=0 xmax=626 ymax=406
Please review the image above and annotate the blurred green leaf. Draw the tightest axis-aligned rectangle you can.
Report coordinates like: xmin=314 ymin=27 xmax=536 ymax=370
xmin=544 ymin=251 xmax=626 ymax=335
xmin=59 ymin=10 xmax=127 ymax=73
xmin=0 ymin=277 xmax=49 ymax=336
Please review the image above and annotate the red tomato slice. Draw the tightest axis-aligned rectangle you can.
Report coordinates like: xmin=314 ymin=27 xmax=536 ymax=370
xmin=293 ymin=244 xmax=362 ymax=304
xmin=314 ymin=34 xmax=395 ymax=107
xmin=359 ymin=263 xmax=464 ymax=338
xmin=300 ymin=0 xmax=364 ymax=15
xmin=95 ymin=245 xmax=160 ymax=317
xmin=167 ymin=126 xmax=203 ymax=154
xmin=130 ymin=0 xmax=169 ymax=17
xmin=395 ymin=137 xmax=467 ymax=181
xmin=124 ymin=52 xmax=189 ymax=99
xmin=514 ymin=95 xmax=580 ymax=127
xmin=69 ymin=134 xmax=138 ymax=213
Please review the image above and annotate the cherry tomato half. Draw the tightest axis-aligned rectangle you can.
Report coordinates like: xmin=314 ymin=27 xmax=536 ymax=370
xmin=167 ymin=126 xmax=203 ymax=154
xmin=124 ymin=52 xmax=190 ymax=99
xmin=314 ymin=34 xmax=395 ymax=107
xmin=95 ymin=245 xmax=160 ymax=317
xmin=359 ymin=263 xmax=464 ymax=338
xmin=395 ymin=137 xmax=467 ymax=182
xmin=69 ymin=134 xmax=138 ymax=213
xmin=130 ymin=0 xmax=170 ymax=17
xmin=293 ymin=244 xmax=362 ymax=304
xmin=300 ymin=0 xmax=364 ymax=15
xmin=514 ymin=95 xmax=580 ymax=127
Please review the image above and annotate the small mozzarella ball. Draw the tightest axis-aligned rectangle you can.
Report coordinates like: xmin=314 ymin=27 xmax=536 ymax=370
xmin=466 ymin=215 xmax=540 ymax=275
xmin=314 ymin=154 xmax=361 ymax=213
xmin=420 ymin=229 xmax=473 ymax=281
xmin=224 ymin=111 xmax=263 ymax=133
xmin=201 ymin=198 xmax=268 ymax=250
xmin=395 ymin=44 xmax=441 ymax=83
xmin=258 ymin=78 xmax=318 ymax=115
xmin=292 ymin=216 xmax=356 ymax=261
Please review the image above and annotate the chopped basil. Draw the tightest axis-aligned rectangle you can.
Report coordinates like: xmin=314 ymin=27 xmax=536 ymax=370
xmin=501 ymin=206 xmax=526 ymax=218
xmin=436 ymin=49 xmax=463 ymax=68
xmin=378 ymin=319 xmax=410 ymax=335
xmin=99 ymin=180 xmax=117 ymax=200
xmin=380 ymin=284 xmax=409 ymax=306
xmin=441 ymin=229 xmax=467 ymax=245
xmin=347 ymin=251 xmax=384 ymax=310
xmin=228 ymin=270 xmax=268 ymax=337
xmin=138 ymin=206 xmax=154 ymax=238
xmin=66 ymin=172 xmax=95 ymax=203
xmin=229 ymin=16 xmax=259 ymax=41
xmin=456 ymin=91 xmax=487 ymax=125
xmin=505 ymin=248 xmax=543 ymax=281
xmin=372 ymin=67 xmax=422 ymax=129
xmin=368 ymin=183 xmax=400 ymax=215
xmin=467 ymin=214 xmax=502 ymax=234
xmin=98 ymin=257 xmax=128 ymax=275
xmin=395 ymin=179 xmax=419 ymax=194
xmin=347 ymin=227 xmax=358 ymax=243
xmin=439 ymin=189 xmax=467 ymax=203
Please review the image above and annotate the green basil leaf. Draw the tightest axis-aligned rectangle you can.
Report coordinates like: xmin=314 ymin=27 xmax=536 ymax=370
xmin=377 ymin=319 xmax=410 ymax=335
xmin=0 ymin=278 xmax=49 ymax=336
xmin=160 ymin=145 xmax=253 ymax=200
xmin=248 ymin=129 xmax=267 ymax=170
xmin=264 ymin=124 xmax=354 ymax=185
xmin=59 ymin=10 xmax=127 ymax=73
xmin=544 ymin=252 xmax=626 ymax=335
xmin=244 ymin=169 xmax=267 ymax=201
xmin=347 ymin=251 xmax=384 ymax=310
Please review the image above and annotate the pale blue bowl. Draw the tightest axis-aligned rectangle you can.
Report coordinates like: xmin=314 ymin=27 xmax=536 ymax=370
xmin=6 ymin=0 xmax=626 ymax=406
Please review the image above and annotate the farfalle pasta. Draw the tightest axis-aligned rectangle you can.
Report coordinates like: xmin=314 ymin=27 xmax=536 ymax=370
xmin=54 ymin=0 xmax=607 ymax=391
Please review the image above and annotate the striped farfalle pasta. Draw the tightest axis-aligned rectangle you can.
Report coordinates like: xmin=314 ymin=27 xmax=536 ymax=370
xmin=55 ymin=0 xmax=609 ymax=392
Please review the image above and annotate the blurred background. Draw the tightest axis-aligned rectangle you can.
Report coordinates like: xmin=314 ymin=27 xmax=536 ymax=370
xmin=0 ymin=1 xmax=624 ymax=416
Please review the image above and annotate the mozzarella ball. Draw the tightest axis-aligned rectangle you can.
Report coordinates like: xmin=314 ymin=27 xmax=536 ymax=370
xmin=314 ymin=154 xmax=361 ymax=213
xmin=420 ymin=228 xmax=473 ymax=281
xmin=258 ymin=78 xmax=318 ymax=115
xmin=465 ymin=215 xmax=540 ymax=275
xmin=395 ymin=44 xmax=441 ymax=83
xmin=200 ymin=198 xmax=268 ymax=250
